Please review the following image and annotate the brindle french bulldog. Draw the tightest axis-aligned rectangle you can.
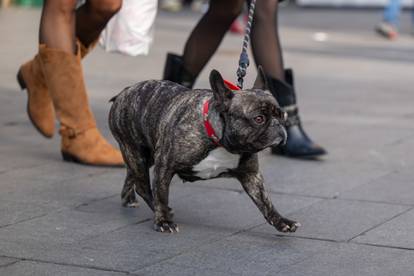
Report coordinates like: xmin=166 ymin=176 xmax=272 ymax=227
xmin=109 ymin=67 xmax=300 ymax=233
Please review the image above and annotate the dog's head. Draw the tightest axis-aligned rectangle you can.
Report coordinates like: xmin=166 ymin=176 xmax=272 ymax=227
xmin=210 ymin=67 xmax=287 ymax=153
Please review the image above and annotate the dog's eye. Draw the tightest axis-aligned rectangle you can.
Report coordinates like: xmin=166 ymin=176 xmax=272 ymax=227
xmin=254 ymin=115 xmax=266 ymax=125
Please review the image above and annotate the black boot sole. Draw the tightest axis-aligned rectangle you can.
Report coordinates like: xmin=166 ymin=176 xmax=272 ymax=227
xmin=271 ymin=146 xmax=327 ymax=159
xmin=61 ymin=151 xmax=125 ymax=168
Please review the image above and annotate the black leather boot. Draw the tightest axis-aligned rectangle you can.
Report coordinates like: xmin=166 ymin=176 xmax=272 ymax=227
xmin=163 ymin=53 xmax=197 ymax=89
xmin=268 ymin=69 xmax=327 ymax=158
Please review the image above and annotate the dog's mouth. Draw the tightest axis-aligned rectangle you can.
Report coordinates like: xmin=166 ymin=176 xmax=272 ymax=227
xmin=278 ymin=127 xmax=288 ymax=146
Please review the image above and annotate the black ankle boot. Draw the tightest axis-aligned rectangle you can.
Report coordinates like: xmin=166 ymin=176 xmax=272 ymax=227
xmin=163 ymin=53 xmax=196 ymax=89
xmin=267 ymin=69 xmax=327 ymax=158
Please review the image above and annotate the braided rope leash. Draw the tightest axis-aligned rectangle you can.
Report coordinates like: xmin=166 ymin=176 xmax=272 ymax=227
xmin=236 ymin=0 xmax=257 ymax=89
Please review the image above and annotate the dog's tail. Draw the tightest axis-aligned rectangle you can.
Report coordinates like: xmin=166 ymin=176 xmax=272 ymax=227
xmin=109 ymin=86 xmax=131 ymax=103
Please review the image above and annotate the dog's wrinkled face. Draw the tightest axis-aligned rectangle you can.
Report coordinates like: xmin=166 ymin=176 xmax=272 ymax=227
xmin=210 ymin=67 xmax=287 ymax=153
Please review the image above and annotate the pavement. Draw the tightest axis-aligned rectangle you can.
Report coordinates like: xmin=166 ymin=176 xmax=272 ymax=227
xmin=1 ymin=5 xmax=414 ymax=276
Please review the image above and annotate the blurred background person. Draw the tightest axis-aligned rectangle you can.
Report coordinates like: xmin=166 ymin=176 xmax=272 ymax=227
xmin=375 ymin=0 xmax=414 ymax=39
xmin=160 ymin=0 xmax=246 ymax=35
xmin=17 ymin=0 xmax=125 ymax=167
xmin=163 ymin=0 xmax=327 ymax=158
xmin=160 ymin=0 xmax=207 ymax=12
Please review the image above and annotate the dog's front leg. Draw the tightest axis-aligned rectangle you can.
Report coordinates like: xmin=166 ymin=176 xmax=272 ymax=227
xmin=236 ymin=154 xmax=300 ymax=233
xmin=152 ymin=162 xmax=178 ymax=233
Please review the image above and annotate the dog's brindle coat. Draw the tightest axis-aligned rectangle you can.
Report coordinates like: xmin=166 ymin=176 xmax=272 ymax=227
xmin=109 ymin=68 xmax=300 ymax=233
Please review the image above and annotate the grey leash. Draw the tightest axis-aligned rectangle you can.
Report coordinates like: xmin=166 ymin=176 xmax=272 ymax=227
xmin=236 ymin=0 xmax=257 ymax=89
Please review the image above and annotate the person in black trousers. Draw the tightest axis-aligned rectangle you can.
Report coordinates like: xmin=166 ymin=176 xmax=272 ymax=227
xmin=163 ymin=0 xmax=326 ymax=158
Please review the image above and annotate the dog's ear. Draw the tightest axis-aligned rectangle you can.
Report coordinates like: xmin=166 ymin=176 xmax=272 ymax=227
xmin=209 ymin=69 xmax=233 ymax=111
xmin=252 ymin=66 xmax=268 ymax=90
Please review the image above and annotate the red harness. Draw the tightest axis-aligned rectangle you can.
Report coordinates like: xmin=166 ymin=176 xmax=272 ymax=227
xmin=203 ymin=80 xmax=240 ymax=146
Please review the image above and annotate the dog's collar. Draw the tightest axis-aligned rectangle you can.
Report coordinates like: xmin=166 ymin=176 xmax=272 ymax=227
xmin=203 ymin=99 xmax=221 ymax=146
xmin=203 ymin=80 xmax=240 ymax=146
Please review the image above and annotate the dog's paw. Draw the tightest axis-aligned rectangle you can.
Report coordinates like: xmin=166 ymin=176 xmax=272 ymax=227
xmin=153 ymin=221 xmax=179 ymax=233
xmin=271 ymin=217 xmax=301 ymax=233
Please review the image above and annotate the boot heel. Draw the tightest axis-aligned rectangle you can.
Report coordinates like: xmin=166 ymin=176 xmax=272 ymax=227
xmin=61 ymin=151 xmax=79 ymax=163
xmin=17 ymin=69 xmax=27 ymax=90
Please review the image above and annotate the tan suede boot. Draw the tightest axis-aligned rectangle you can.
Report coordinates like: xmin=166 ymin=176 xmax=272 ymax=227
xmin=39 ymin=44 xmax=124 ymax=167
xmin=17 ymin=54 xmax=55 ymax=138
xmin=17 ymin=39 xmax=98 ymax=138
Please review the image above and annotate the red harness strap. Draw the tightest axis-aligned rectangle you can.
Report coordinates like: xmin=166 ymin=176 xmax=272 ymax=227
xmin=203 ymin=80 xmax=240 ymax=146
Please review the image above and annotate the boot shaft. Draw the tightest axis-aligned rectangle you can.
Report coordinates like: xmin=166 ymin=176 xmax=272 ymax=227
xmin=38 ymin=43 xmax=96 ymax=133
xmin=266 ymin=70 xmax=296 ymax=107
xmin=163 ymin=53 xmax=196 ymax=89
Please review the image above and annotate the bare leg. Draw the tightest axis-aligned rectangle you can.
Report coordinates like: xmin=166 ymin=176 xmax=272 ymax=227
xmin=39 ymin=0 xmax=77 ymax=53
xmin=39 ymin=0 xmax=122 ymax=53
xmin=76 ymin=0 xmax=122 ymax=47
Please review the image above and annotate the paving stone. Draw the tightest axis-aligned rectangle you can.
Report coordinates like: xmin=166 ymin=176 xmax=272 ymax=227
xmin=375 ymin=137 xmax=414 ymax=171
xmin=263 ymin=159 xmax=391 ymax=199
xmin=65 ymin=222 xmax=231 ymax=272
xmin=164 ymin=184 xmax=320 ymax=230
xmin=191 ymin=144 xmax=393 ymax=199
xmin=0 ymin=199 xmax=52 ymax=228
xmin=138 ymin=233 xmax=414 ymax=276
xmin=138 ymin=263 xmax=236 ymax=276
xmin=0 ymin=256 xmax=18 ymax=267
xmin=0 ymin=167 xmax=123 ymax=208
xmin=340 ymin=169 xmax=414 ymax=205
xmin=0 ymin=144 xmax=55 ymax=174
xmin=0 ymin=261 xmax=129 ymax=276
xmin=352 ymin=208 xmax=414 ymax=249
xmin=0 ymin=239 xmax=113 ymax=272
xmin=252 ymin=199 xmax=409 ymax=242
xmin=0 ymin=208 xmax=137 ymax=246
xmin=273 ymin=242 xmax=414 ymax=276
xmin=136 ymin=232 xmax=332 ymax=275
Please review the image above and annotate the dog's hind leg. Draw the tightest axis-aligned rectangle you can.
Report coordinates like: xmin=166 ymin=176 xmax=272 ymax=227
xmin=120 ymin=144 xmax=154 ymax=210
xmin=121 ymin=171 xmax=140 ymax=208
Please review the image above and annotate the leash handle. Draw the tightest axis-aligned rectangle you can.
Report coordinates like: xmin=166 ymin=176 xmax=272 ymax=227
xmin=236 ymin=0 xmax=256 ymax=89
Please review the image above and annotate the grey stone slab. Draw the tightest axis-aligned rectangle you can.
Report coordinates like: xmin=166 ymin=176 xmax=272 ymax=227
xmin=163 ymin=184 xmax=320 ymax=230
xmin=191 ymin=139 xmax=394 ymax=199
xmin=75 ymin=194 xmax=153 ymax=219
xmin=0 ymin=223 xmax=237 ymax=274
xmin=375 ymin=138 xmax=414 ymax=170
xmin=0 ymin=144 xmax=56 ymax=174
xmin=0 ymin=199 xmax=52 ymax=228
xmin=0 ymin=261 xmax=129 ymax=276
xmin=340 ymin=169 xmax=414 ymax=205
xmin=138 ymin=263 xmax=237 ymax=276
xmin=78 ymin=181 xmax=320 ymax=230
xmin=136 ymin=232 xmax=332 ymax=275
xmin=0 ymin=208 xmax=137 ymax=246
xmin=252 ymin=199 xmax=409 ymax=242
xmin=353 ymin=208 xmax=414 ymax=249
xmin=137 ymin=232 xmax=414 ymax=276
xmin=0 ymin=239 xmax=114 ymax=273
xmin=0 ymin=256 xmax=18 ymax=267
xmin=64 ymin=222 xmax=231 ymax=272
xmin=0 ymin=167 xmax=124 ymax=208
xmin=262 ymin=158 xmax=391 ymax=198
xmin=274 ymin=242 xmax=414 ymax=276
